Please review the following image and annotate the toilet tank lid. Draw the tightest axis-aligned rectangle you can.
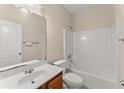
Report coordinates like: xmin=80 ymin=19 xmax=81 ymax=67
xmin=53 ymin=59 xmax=66 ymax=65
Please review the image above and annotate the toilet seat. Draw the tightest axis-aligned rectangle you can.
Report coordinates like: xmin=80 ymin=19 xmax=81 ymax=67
xmin=64 ymin=73 xmax=83 ymax=86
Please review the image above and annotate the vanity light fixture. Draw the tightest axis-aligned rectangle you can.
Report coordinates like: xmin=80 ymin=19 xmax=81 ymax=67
xmin=14 ymin=4 xmax=45 ymax=17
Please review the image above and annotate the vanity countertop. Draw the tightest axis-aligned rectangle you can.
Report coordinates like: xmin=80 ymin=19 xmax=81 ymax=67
xmin=0 ymin=64 xmax=63 ymax=89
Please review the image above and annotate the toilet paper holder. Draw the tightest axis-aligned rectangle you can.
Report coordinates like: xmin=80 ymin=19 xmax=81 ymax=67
xmin=23 ymin=41 xmax=39 ymax=46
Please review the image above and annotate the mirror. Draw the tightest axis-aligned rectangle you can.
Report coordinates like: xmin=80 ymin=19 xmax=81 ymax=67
xmin=0 ymin=5 xmax=46 ymax=68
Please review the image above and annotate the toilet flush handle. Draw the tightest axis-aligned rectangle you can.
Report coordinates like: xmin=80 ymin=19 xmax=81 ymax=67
xmin=118 ymin=38 xmax=124 ymax=42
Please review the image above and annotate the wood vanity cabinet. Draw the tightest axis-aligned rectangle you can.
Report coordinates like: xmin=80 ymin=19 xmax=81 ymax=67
xmin=37 ymin=72 xmax=63 ymax=89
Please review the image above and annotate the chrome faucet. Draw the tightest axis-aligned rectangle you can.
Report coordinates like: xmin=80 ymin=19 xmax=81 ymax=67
xmin=25 ymin=69 xmax=34 ymax=74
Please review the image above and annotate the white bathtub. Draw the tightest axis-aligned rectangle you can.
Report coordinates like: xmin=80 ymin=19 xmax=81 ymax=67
xmin=70 ymin=68 xmax=117 ymax=89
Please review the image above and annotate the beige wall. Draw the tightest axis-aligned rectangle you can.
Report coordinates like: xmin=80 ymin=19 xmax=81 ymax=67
xmin=0 ymin=5 xmax=46 ymax=62
xmin=42 ymin=5 xmax=72 ymax=63
xmin=72 ymin=5 xmax=115 ymax=31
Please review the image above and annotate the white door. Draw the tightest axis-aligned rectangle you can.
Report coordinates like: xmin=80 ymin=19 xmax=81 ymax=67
xmin=116 ymin=15 xmax=124 ymax=88
xmin=63 ymin=29 xmax=73 ymax=61
xmin=0 ymin=20 xmax=22 ymax=67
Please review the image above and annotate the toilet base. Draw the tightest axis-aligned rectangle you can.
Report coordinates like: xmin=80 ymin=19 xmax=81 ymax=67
xmin=64 ymin=82 xmax=83 ymax=89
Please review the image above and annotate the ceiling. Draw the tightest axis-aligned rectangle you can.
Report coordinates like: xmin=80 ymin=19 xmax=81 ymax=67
xmin=63 ymin=4 xmax=97 ymax=15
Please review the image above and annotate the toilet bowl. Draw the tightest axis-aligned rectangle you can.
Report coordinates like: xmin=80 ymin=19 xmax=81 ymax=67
xmin=64 ymin=73 xmax=83 ymax=88
xmin=53 ymin=59 xmax=84 ymax=89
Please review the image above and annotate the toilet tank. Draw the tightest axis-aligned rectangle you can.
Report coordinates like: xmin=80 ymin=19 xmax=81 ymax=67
xmin=53 ymin=59 xmax=67 ymax=73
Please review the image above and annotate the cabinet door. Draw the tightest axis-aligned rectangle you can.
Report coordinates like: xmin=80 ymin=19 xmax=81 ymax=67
xmin=47 ymin=73 xmax=63 ymax=89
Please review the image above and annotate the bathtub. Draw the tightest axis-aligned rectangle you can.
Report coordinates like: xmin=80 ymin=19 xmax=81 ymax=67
xmin=70 ymin=68 xmax=117 ymax=89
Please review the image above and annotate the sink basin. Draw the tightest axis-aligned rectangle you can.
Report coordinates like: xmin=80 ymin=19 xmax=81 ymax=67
xmin=18 ymin=70 xmax=48 ymax=86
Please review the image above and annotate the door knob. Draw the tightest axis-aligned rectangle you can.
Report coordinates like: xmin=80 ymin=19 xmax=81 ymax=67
xmin=19 ymin=52 xmax=22 ymax=55
xmin=118 ymin=39 xmax=124 ymax=42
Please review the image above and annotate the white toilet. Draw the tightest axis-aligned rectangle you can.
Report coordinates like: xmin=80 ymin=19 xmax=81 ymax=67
xmin=53 ymin=59 xmax=84 ymax=89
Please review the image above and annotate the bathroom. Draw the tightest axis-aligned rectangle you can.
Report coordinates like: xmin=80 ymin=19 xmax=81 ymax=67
xmin=0 ymin=4 xmax=124 ymax=89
